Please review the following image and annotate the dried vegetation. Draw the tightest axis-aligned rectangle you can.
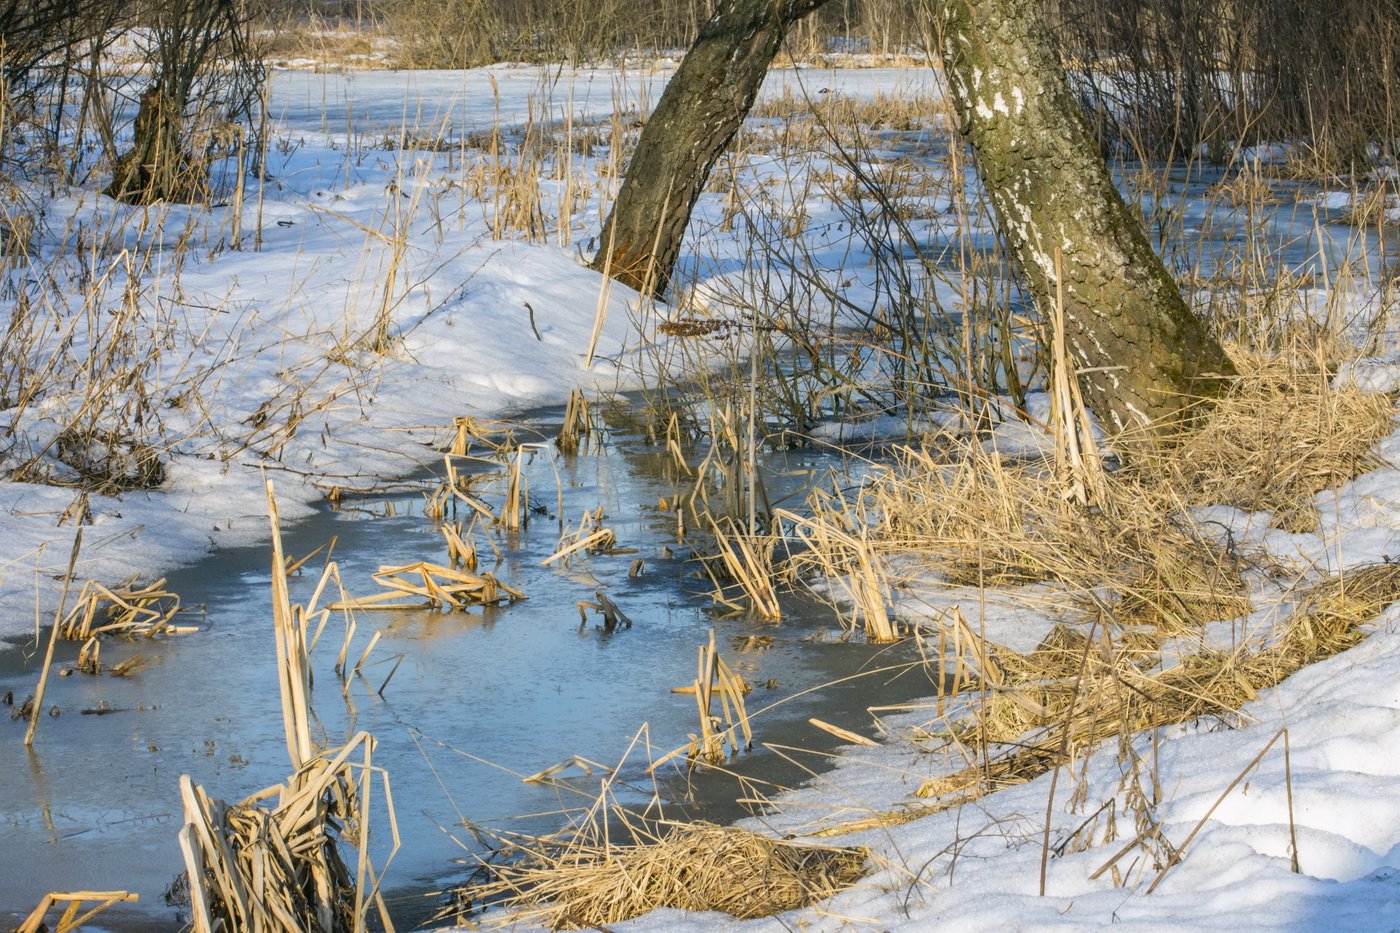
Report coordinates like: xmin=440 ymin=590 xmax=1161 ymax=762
xmin=1134 ymin=351 xmax=1394 ymax=532
xmin=859 ymin=562 xmax=1400 ymax=830
xmin=175 ymin=483 xmax=397 ymax=932
xmin=453 ymin=820 xmax=866 ymax=931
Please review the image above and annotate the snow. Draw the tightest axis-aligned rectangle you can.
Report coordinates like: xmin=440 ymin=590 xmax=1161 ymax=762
xmin=8 ymin=58 xmax=1400 ymax=933
xmin=0 ymin=60 xmax=943 ymax=643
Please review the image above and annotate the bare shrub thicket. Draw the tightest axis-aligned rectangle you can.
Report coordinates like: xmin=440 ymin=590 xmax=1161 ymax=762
xmin=381 ymin=0 xmax=925 ymax=68
xmin=105 ymin=0 xmax=266 ymax=203
xmin=0 ymin=1 xmax=126 ymax=108
xmin=1051 ymin=0 xmax=1400 ymax=171
xmin=1 ymin=0 xmax=264 ymax=205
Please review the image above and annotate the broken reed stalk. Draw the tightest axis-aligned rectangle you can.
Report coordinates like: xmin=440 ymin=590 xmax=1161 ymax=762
xmin=703 ymin=516 xmax=782 ymax=621
xmin=267 ymin=479 xmax=312 ymax=769
xmin=177 ymin=734 xmax=398 ymax=933
xmin=778 ymin=506 xmax=899 ymax=642
xmin=16 ymin=890 xmax=138 ymax=933
xmin=576 ymin=591 xmax=633 ymax=631
xmin=543 ymin=507 xmax=618 ymax=567
xmin=177 ymin=479 xmax=400 ymax=933
xmin=25 ymin=528 xmax=83 ymax=746
xmin=57 ymin=579 xmax=192 ymax=641
xmin=442 ymin=521 xmax=478 ymax=569
xmin=555 ymin=388 xmax=590 ymax=455
xmin=331 ymin=561 xmax=525 ymax=611
xmin=649 ymin=630 xmax=752 ymax=771
xmin=503 ymin=444 xmax=527 ymax=532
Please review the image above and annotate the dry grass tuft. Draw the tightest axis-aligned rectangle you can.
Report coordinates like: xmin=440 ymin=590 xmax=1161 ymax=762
xmin=699 ymin=516 xmax=784 ymax=621
xmin=865 ymin=442 xmax=1250 ymax=631
xmin=908 ymin=562 xmax=1400 ymax=809
xmin=1340 ymin=182 xmax=1398 ymax=228
xmin=1139 ymin=351 xmax=1394 ymax=531
xmin=802 ymin=345 xmax=1400 ymax=839
xmin=176 ymin=482 xmax=398 ymax=932
xmin=57 ymin=578 xmax=190 ymax=641
xmin=454 ymin=821 xmax=866 ymax=930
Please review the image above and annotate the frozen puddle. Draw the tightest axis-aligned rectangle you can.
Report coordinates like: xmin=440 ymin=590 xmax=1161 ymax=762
xmin=0 ymin=413 xmax=933 ymax=929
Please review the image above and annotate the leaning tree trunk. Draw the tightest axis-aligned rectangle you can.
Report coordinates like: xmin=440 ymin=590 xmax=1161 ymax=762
xmin=936 ymin=0 xmax=1235 ymax=435
xmin=591 ymin=0 xmax=832 ymax=296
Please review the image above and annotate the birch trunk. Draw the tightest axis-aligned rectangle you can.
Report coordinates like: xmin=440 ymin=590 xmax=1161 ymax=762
xmin=936 ymin=0 xmax=1235 ymax=435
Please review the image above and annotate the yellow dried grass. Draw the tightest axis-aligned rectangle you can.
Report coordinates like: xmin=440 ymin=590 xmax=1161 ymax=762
xmin=176 ymin=480 xmax=400 ymax=933
xmin=863 ymin=442 xmax=1250 ymax=632
xmin=56 ymin=578 xmax=193 ymax=641
xmin=453 ymin=820 xmax=866 ymax=930
xmin=543 ymin=508 xmax=618 ymax=567
xmin=15 ymin=891 xmax=137 ymax=933
xmin=700 ymin=516 xmax=783 ymax=621
xmin=331 ymin=561 xmax=524 ymax=611
xmin=1138 ymin=351 xmax=1394 ymax=532
xmin=806 ymin=562 xmax=1400 ymax=840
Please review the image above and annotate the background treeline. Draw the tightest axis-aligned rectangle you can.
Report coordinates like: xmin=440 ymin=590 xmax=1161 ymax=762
xmin=280 ymin=0 xmax=1400 ymax=170
xmin=3 ymin=0 xmax=1398 ymax=189
xmin=1050 ymin=0 xmax=1400 ymax=168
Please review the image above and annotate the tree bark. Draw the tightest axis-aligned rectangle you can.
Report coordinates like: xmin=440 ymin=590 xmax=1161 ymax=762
xmin=935 ymin=0 xmax=1235 ymax=435
xmin=106 ymin=81 xmax=194 ymax=203
xmin=591 ymin=0 xmax=832 ymax=296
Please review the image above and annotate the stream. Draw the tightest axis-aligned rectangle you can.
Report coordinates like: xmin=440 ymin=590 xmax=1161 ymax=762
xmin=0 ymin=409 xmax=936 ymax=930
xmin=4 ymin=66 xmax=1395 ymax=930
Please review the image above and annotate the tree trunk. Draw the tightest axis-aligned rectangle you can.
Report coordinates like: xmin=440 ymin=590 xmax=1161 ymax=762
xmin=591 ymin=0 xmax=832 ymax=296
xmin=935 ymin=0 xmax=1235 ymax=435
xmin=106 ymin=81 xmax=196 ymax=203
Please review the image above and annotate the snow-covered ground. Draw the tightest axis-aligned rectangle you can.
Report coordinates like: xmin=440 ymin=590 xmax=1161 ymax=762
xmin=0 ymin=62 xmax=940 ymax=641
xmin=613 ymin=413 xmax=1400 ymax=932
xmin=6 ymin=60 xmax=1400 ymax=932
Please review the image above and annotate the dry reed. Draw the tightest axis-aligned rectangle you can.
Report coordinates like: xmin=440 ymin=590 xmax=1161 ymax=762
xmin=57 ymin=578 xmax=192 ymax=641
xmin=861 ymin=441 xmax=1251 ymax=632
xmin=452 ymin=820 xmax=866 ymax=930
xmin=175 ymin=481 xmax=399 ymax=933
xmin=779 ymin=500 xmax=900 ymax=642
xmin=687 ymin=629 xmax=752 ymax=766
xmin=1135 ymin=351 xmax=1394 ymax=532
xmin=700 ymin=516 xmax=783 ymax=621
xmin=543 ymin=508 xmax=618 ymax=567
xmin=15 ymin=891 xmax=138 ymax=933
xmin=912 ymin=563 xmax=1400 ymax=805
xmin=331 ymin=561 xmax=525 ymax=611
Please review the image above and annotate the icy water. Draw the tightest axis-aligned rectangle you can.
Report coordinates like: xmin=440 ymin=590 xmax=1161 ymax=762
xmin=4 ymin=66 xmax=1393 ymax=929
xmin=0 ymin=414 xmax=937 ymax=930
